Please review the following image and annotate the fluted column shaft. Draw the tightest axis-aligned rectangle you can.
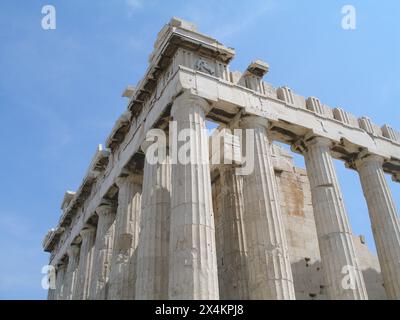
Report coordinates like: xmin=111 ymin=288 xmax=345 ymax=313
xmin=89 ymin=204 xmax=116 ymax=300
xmin=355 ymin=154 xmax=400 ymax=299
xmin=74 ymin=226 xmax=96 ymax=300
xmin=239 ymin=116 xmax=295 ymax=300
xmin=218 ymin=166 xmax=249 ymax=299
xmin=303 ymin=136 xmax=367 ymax=300
xmin=136 ymin=151 xmax=171 ymax=299
xmin=47 ymin=284 xmax=55 ymax=300
xmin=168 ymin=93 xmax=219 ymax=300
xmin=47 ymin=265 xmax=56 ymax=300
xmin=54 ymin=262 xmax=67 ymax=300
xmin=108 ymin=176 xmax=142 ymax=300
xmin=64 ymin=245 xmax=80 ymax=300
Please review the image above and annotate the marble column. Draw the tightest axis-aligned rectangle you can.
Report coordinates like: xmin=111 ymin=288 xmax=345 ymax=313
xmin=168 ymin=93 xmax=219 ymax=300
xmin=47 ymin=289 xmax=55 ymax=300
xmin=239 ymin=116 xmax=295 ymax=300
xmin=302 ymin=136 xmax=367 ymax=300
xmin=89 ymin=203 xmax=116 ymax=300
xmin=54 ymin=262 xmax=67 ymax=300
xmin=47 ymin=286 xmax=55 ymax=300
xmin=64 ymin=245 xmax=80 ymax=300
xmin=47 ymin=265 xmax=56 ymax=300
xmin=218 ymin=165 xmax=249 ymax=299
xmin=74 ymin=226 xmax=96 ymax=300
xmin=135 ymin=149 xmax=171 ymax=299
xmin=355 ymin=153 xmax=400 ymax=299
xmin=108 ymin=176 xmax=142 ymax=300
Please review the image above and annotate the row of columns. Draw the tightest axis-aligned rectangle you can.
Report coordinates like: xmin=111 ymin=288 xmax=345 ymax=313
xmin=51 ymin=93 xmax=219 ymax=300
xmin=50 ymin=93 xmax=400 ymax=300
xmin=290 ymin=135 xmax=400 ymax=299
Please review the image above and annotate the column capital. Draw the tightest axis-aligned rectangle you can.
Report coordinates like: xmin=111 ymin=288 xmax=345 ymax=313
xmin=291 ymin=135 xmax=332 ymax=154
xmin=140 ymin=138 xmax=168 ymax=154
xmin=239 ymin=115 xmax=269 ymax=129
xmin=303 ymin=135 xmax=332 ymax=148
xmin=171 ymin=91 xmax=211 ymax=117
xmin=96 ymin=203 xmax=115 ymax=217
xmin=56 ymin=261 xmax=67 ymax=271
xmin=115 ymin=174 xmax=137 ymax=188
xmin=79 ymin=225 xmax=96 ymax=237
xmin=354 ymin=151 xmax=385 ymax=169
xmin=67 ymin=244 xmax=80 ymax=258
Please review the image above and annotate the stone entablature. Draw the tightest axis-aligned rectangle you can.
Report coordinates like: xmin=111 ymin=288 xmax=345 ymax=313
xmin=44 ymin=17 xmax=400 ymax=300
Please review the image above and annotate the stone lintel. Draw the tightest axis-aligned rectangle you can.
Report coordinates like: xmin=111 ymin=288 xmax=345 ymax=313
xmin=128 ymin=16 xmax=235 ymax=118
xmin=61 ymin=191 xmax=76 ymax=210
xmin=105 ymin=111 xmax=132 ymax=149
xmin=43 ymin=227 xmax=65 ymax=252
xmin=122 ymin=85 xmax=136 ymax=98
xmin=89 ymin=144 xmax=111 ymax=173
xmin=58 ymin=170 xmax=98 ymax=228
xmin=245 ymin=60 xmax=269 ymax=78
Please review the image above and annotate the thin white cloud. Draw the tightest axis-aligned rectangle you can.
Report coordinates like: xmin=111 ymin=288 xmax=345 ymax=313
xmin=25 ymin=102 xmax=73 ymax=159
xmin=212 ymin=1 xmax=276 ymax=39
xmin=180 ymin=0 xmax=279 ymax=41
xmin=0 ymin=214 xmax=33 ymax=239
xmin=125 ymin=0 xmax=159 ymax=16
xmin=126 ymin=0 xmax=143 ymax=10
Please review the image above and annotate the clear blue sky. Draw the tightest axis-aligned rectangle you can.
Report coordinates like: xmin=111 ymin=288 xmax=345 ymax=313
xmin=0 ymin=0 xmax=399 ymax=299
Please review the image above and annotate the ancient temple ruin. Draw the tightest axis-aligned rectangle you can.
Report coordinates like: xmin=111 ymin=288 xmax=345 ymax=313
xmin=43 ymin=18 xmax=400 ymax=300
